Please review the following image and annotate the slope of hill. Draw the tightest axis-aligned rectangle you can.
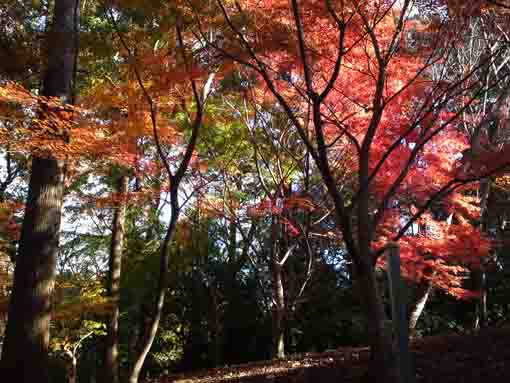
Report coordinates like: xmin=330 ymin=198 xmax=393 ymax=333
xmin=146 ymin=326 xmax=510 ymax=383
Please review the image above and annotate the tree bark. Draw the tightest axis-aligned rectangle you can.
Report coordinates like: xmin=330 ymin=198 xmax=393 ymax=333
xmin=65 ymin=351 xmax=77 ymax=383
xmin=479 ymin=272 xmax=488 ymax=328
xmin=356 ymin=128 xmax=394 ymax=381
xmin=227 ymin=218 xmax=237 ymax=263
xmin=208 ymin=283 xmax=221 ymax=367
xmin=408 ymin=266 xmax=436 ymax=337
xmin=270 ymin=216 xmax=285 ymax=359
xmin=102 ymin=173 xmax=128 ymax=383
xmin=472 ymin=268 xmax=488 ymax=330
xmin=357 ymin=262 xmax=395 ymax=383
xmin=127 ymin=188 xmax=179 ymax=383
xmin=408 ymin=280 xmax=433 ymax=336
xmin=0 ymin=0 xmax=78 ymax=381
xmin=473 ymin=177 xmax=490 ymax=330
xmin=386 ymin=245 xmax=413 ymax=383
xmin=271 ymin=260 xmax=286 ymax=359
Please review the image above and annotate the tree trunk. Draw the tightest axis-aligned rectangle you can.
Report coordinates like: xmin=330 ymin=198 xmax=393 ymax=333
xmin=66 ymin=352 xmax=77 ymax=383
xmin=357 ymin=263 xmax=395 ymax=383
xmin=408 ymin=280 xmax=432 ymax=337
xmin=271 ymin=260 xmax=285 ymax=359
xmin=479 ymin=271 xmax=488 ymax=328
xmin=473 ymin=177 xmax=490 ymax=330
xmin=270 ymin=214 xmax=285 ymax=359
xmin=479 ymin=271 xmax=487 ymax=328
xmin=208 ymin=283 xmax=221 ymax=367
xmin=227 ymin=218 xmax=237 ymax=263
xmin=0 ymin=0 xmax=78 ymax=381
xmin=408 ymin=267 xmax=436 ymax=337
xmin=102 ymin=173 xmax=128 ymax=383
xmin=127 ymin=188 xmax=179 ymax=383
xmin=386 ymin=245 xmax=413 ymax=383
xmin=121 ymin=20 xmax=205 ymax=378
xmin=472 ymin=269 xmax=488 ymax=330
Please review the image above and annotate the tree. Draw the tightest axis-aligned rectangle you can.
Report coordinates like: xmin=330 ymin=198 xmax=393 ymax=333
xmin=100 ymin=5 xmax=217 ymax=381
xmin=192 ymin=95 xmax=322 ymax=360
xmin=241 ymin=106 xmax=317 ymax=359
xmin=102 ymin=171 xmax=129 ymax=383
xmin=187 ymin=0 xmax=510 ymax=380
xmin=51 ymin=279 xmax=109 ymax=383
xmin=2 ymin=0 xmax=510 ymax=380
xmin=0 ymin=0 xmax=79 ymax=381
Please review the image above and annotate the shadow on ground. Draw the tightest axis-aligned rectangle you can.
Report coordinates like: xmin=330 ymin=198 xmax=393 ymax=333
xmin=147 ymin=326 xmax=510 ymax=383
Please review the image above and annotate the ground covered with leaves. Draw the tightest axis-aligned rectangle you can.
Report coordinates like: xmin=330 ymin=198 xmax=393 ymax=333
xmin=147 ymin=326 xmax=510 ymax=383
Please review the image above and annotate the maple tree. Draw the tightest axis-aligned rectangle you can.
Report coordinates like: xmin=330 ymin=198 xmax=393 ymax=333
xmin=191 ymin=91 xmax=336 ymax=359
xmin=182 ymin=0 xmax=510 ymax=379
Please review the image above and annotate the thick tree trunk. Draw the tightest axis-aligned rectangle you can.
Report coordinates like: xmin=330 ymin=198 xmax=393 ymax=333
xmin=0 ymin=0 xmax=78 ymax=381
xmin=356 ymin=151 xmax=394 ymax=382
xmin=357 ymin=263 xmax=395 ymax=383
xmin=386 ymin=245 xmax=413 ymax=383
xmin=0 ymin=159 xmax=66 ymax=382
xmin=315 ymin=132 xmax=394 ymax=380
xmin=102 ymin=174 xmax=128 ymax=383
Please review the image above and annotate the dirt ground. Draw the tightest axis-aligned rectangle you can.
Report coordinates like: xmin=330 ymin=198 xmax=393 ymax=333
xmin=146 ymin=326 xmax=510 ymax=383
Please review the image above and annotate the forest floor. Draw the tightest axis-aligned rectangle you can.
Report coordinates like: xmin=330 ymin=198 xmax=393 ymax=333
xmin=146 ymin=326 xmax=510 ymax=383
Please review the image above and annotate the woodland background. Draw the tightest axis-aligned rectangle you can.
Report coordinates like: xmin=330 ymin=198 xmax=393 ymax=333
xmin=1 ymin=1 xmax=510 ymax=383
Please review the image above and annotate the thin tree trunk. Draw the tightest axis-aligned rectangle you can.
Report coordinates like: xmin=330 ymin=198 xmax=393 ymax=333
xmin=127 ymin=188 xmax=179 ymax=383
xmin=270 ymin=216 xmax=285 ymax=359
xmin=102 ymin=173 xmax=128 ymax=383
xmin=408 ymin=280 xmax=432 ymax=337
xmin=472 ymin=269 xmax=488 ymax=330
xmin=408 ymin=266 xmax=436 ymax=337
xmin=0 ymin=0 xmax=78 ymax=381
xmin=271 ymin=260 xmax=285 ymax=359
xmin=209 ymin=283 xmax=221 ymax=367
xmin=120 ymin=20 xmax=206 ymax=381
xmin=69 ymin=356 xmax=77 ymax=383
xmin=473 ymin=178 xmax=490 ymax=330
xmin=127 ymin=324 xmax=137 ymax=377
xmin=479 ymin=271 xmax=488 ymax=328
xmin=65 ymin=351 xmax=77 ymax=383
xmin=227 ymin=218 xmax=237 ymax=263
